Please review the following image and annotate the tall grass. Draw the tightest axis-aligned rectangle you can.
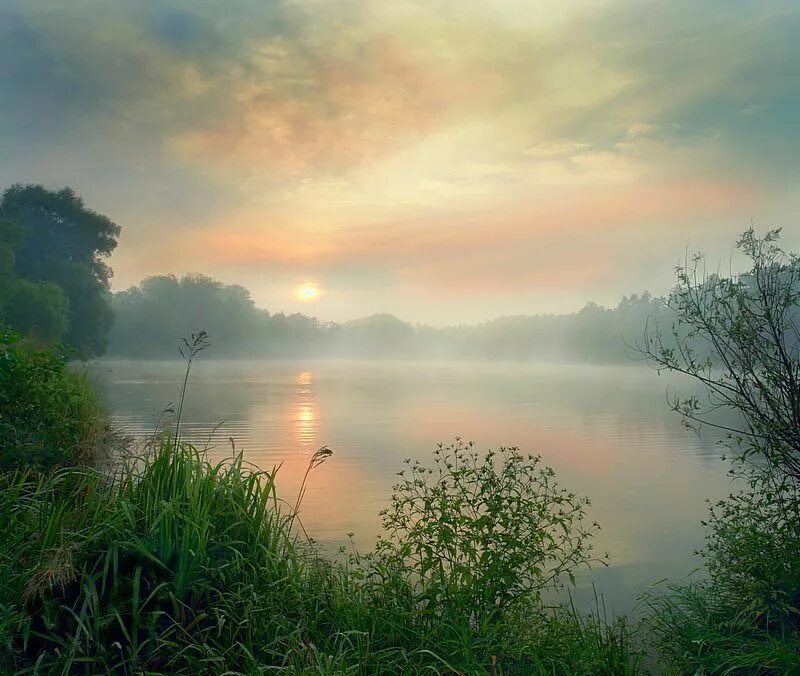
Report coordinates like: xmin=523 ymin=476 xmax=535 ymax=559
xmin=0 ymin=437 xmax=644 ymax=674
xmin=0 ymin=440 xmax=297 ymax=672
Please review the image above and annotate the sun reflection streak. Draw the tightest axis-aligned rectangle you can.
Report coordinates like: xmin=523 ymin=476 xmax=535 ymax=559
xmin=293 ymin=371 xmax=317 ymax=447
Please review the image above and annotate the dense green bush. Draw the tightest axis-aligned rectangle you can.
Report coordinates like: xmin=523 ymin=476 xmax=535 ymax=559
xmin=644 ymin=476 xmax=800 ymax=674
xmin=357 ymin=441 xmax=603 ymax=629
xmin=0 ymin=330 xmax=102 ymax=470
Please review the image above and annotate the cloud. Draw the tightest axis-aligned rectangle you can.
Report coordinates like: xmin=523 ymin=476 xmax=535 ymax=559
xmin=0 ymin=0 xmax=798 ymax=321
xmin=166 ymin=175 xmax=759 ymax=301
xmin=170 ymin=36 xmax=498 ymax=175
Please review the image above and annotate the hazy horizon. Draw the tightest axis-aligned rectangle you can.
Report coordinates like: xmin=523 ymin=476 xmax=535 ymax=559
xmin=116 ymin=270 xmax=661 ymax=329
xmin=2 ymin=0 xmax=799 ymax=323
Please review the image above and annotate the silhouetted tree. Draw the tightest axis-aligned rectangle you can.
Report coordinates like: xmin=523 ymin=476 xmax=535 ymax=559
xmin=0 ymin=185 xmax=120 ymax=355
xmin=109 ymin=274 xmax=265 ymax=357
xmin=641 ymin=228 xmax=800 ymax=483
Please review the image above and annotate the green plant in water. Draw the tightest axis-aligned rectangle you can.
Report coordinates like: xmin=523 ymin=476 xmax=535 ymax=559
xmin=359 ymin=440 xmax=605 ymax=635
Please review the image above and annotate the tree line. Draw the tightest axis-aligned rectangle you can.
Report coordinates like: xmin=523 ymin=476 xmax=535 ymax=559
xmin=107 ymin=274 xmax=670 ymax=362
xmin=0 ymin=183 xmax=752 ymax=365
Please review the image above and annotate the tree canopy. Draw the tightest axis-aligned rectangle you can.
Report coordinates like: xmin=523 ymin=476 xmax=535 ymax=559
xmin=642 ymin=228 xmax=800 ymax=482
xmin=0 ymin=185 xmax=120 ymax=356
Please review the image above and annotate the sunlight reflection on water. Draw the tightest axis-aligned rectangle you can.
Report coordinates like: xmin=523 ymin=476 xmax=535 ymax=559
xmin=92 ymin=359 xmax=730 ymax=615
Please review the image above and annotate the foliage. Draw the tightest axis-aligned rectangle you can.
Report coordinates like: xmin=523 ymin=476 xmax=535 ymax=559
xmin=644 ymin=581 xmax=800 ymax=675
xmin=109 ymin=273 xmax=280 ymax=358
xmin=360 ymin=441 xmax=603 ymax=633
xmin=641 ymin=229 xmax=800 ymax=674
xmin=2 ymin=278 xmax=70 ymax=343
xmin=702 ymin=476 xmax=800 ymax=625
xmin=0 ymin=184 xmax=120 ymax=356
xmin=0 ymin=437 xmax=640 ymax=675
xmin=108 ymin=270 xmax=670 ymax=362
xmin=1 ymin=185 xmax=118 ymax=289
xmin=641 ymin=227 xmax=800 ymax=482
xmin=644 ymin=474 xmax=800 ymax=674
xmin=0 ymin=330 xmax=102 ymax=470
xmin=0 ymin=217 xmax=72 ymax=343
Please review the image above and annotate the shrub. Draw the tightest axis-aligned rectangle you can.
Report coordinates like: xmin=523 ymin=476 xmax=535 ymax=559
xmin=702 ymin=477 xmax=800 ymax=626
xmin=372 ymin=441 xmax=602 ymax=616
xmin=0 ymin=330 xmax=102 ymax=470
xmin=644 ymin=476 xmax=800 ymax=674
xmin=342 ymin=440 xmax=616 ymax=672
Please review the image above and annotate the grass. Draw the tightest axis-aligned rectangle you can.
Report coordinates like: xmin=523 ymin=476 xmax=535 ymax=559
xmin=0 ymin=438 xmax=644 ymax=674
xmin=642 ymin=581 xmax=800 ymax=675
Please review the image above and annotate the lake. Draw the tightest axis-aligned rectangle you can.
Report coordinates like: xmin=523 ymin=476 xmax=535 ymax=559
xmin=91 ymin=359 xmax=732 ymax=616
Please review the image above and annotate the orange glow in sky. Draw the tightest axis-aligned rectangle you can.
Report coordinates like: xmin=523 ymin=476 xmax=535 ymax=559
xmin=2 ymin=0 xmax=798 ymax=324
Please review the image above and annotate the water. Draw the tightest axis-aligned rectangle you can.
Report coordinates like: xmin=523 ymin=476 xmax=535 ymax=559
xmin=91 ymin=359 xmax=732 ymax=615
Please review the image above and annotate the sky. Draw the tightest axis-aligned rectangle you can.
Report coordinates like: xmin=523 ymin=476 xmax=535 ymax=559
xmin=1 ymin=0 xmax=798 ymax=324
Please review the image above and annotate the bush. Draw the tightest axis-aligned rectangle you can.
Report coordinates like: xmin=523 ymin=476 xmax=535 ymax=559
xmin=702 ymin=477 xmax=800 ymax=626
xmin=370 ymin=441 xmax=602 ymax=618
xmin=644 ymin=477 xmax=800 ymax=674
xmin=0 ymin=330 xmax=102 ymax=470
xmin=340 ymin=440 xmax=630 ymax=673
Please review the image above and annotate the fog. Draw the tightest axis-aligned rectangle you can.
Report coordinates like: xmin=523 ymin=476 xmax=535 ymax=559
xmin=106 ymin=272 xmax=673 ymax=363
xmin=3 ymin=2 xmax=800 ymax=670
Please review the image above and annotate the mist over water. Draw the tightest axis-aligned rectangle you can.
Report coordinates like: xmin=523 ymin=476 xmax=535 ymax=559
xmin=93 ymin=358 xmax=731 ymax=615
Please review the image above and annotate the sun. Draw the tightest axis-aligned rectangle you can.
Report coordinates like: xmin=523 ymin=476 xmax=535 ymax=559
xmin=295 ymin=282 xmax=321 ymax=302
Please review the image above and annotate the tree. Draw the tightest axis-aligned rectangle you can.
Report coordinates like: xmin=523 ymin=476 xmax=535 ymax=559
xmin=640 ymin=227 xmax=800 ymax=483
xmin=0 ymin=218 xmax=27 ymax=306
xmin=3 ymin=279 xmax=70 ymax=343
xmin=0 ymin=184 xmax=120 ymax=356
xmin=108 ymin=274 xmax=264 ymax=357
xmin=640 ymin=230 xmax=800 ymax=673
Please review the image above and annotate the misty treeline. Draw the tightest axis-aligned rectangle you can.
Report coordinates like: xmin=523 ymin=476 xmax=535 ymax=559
xmin=101 ymin=250 xmax=800 ymax=361
xmin=108 ymin=275 xmax=671 ymax=361
xmin=2 ymin=184 xmax=797 ymax=366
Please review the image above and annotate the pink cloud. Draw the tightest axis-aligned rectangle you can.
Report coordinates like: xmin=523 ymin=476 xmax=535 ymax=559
xmin=171 ymin=38 xmax=500 ymax=175
xmin=113 ymin=175 xmax=759 ymax=298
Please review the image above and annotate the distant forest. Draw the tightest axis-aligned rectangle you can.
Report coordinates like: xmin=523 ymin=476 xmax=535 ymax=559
xmin=0 ymin=182 xmax=677 ymax=363
xmin=108 ymin=273 xmax=670 ymax=362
